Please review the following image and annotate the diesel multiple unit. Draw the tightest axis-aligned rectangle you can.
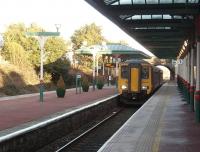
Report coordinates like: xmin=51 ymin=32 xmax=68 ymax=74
xmin=118 ymin=59 xmax=163 ymax=104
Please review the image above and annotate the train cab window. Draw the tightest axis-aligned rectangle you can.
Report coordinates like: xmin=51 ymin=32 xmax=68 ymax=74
xmin=142 ymin=67 xmax=149 ymax=79
xmin=121 ymin=66 xmax=128 ymax=79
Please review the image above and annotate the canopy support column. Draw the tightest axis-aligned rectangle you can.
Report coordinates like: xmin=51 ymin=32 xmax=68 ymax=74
xmin=187 ymin=52 xmax=191 ymax=104
xmin=96 ymin=55 xmax=99 ymax=77
xmin=115 ymin=56 xmax=119 ymax=88
xmin=195 ymin=41 xmax=200 ymax=122
xmin=182 ymin=56 xmax=188 ymax=102
xmin=102 ymin=55 xmax=105 ymax=76
xmin=195 ymin=16 xmax=200 ymax=122
xmin=190 ymin=47 xmax=195 ymax=111
xmin=93 ymin=53 xmax=96 ymax=91
xmin=107 ymin=56 xmax=110 ymax=86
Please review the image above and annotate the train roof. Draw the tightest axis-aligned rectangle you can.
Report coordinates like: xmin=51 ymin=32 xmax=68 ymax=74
xmin=124 ymin=59 xmax=150 ymax=65
xmin=123 ymin=59 xmax=162 ymax=72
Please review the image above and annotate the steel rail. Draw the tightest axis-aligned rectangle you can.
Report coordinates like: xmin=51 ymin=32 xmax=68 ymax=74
xmin=55 ymin=109 xmax=122 ymax=152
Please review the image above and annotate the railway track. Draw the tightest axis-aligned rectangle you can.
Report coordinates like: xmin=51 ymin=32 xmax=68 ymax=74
xmin=55 ymin=109 xmax=121 ymax=152
xmin=36 ymin=87 xmax=160 ymax=152
xmin=54 ymin=107 xmax=138 ymax=152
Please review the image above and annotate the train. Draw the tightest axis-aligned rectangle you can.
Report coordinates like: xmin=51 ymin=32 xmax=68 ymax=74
xmin=118 ymin=59 xmax=163 ymax=105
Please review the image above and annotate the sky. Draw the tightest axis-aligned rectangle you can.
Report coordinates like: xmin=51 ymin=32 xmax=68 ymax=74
xmin=0 ymin=0 xmax=154 ymax=56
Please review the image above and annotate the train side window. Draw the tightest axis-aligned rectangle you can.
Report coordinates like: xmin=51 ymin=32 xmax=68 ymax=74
xmin=121 ymin=66 xmax=128 ymax=79
xmin=142 ymin=67 xmax=149 ymax=79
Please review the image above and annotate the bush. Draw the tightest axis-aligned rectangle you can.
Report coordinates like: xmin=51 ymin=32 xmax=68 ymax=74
xmin=96 ymin=76 xmax=104 ymax=89
xmin=81 ymin=77 xmax=89 ymax=92
xmin=56 ymin=88 xmax=65 ymax=98
xmin=45 ymin=58 xmax=71 ymax=86
xmin=2 ymin=85 xmax=20 ymax=95
xmin=56 ymin=76 xmax=66 ymax=98
xmin=51 ymin=72 xmax=60 ymax=85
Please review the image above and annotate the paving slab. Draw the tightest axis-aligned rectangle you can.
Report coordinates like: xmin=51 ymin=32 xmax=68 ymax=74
xmin=0 ymin=87 xmax=117 ymax=132
xmin=98 ymin=81 xmax=200 ymax=152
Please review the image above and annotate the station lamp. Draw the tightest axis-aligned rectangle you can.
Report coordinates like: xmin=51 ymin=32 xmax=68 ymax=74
xmin=55 ymin=24 xmax=61 ymax=32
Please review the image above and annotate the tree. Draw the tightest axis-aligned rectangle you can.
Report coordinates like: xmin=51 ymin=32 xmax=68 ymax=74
xmin=2 ymin=23 xmax=42 ymax=66
xmin=2 ymin=23 xmax=71 ymax=87
xmin=2 ymin=41 xmax=30 ymax=68
xmin=2 ymin=23 xmax=69 ymax=67
xmin=44 ymin=57 xmax=71 ymax=86
xmin=44 ymin=37 xmax=68 ymax=64
xmin=71 ymin=23 xmax=105 ymax=50
xmin=3 ymin=23 xmax=27 ymax=49
xmin=71 ymin=23 xmax=106 ymax=69
xmin=27 ymin=23 xmax=44 ymax=32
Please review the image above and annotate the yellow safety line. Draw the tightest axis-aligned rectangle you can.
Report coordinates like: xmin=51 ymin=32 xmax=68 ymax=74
xmin=152 ymin=94 xmax=170 ymax=152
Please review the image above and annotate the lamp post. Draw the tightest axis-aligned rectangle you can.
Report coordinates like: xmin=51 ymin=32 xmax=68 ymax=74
xmin=93 ymin=42 xmax=107 ymax=90
xmin=55 ymin=24 xmax=61 ymax=32
xmin=39 ymin=36 xmax=45 ymax=101
xmin=26 ymin=25 xmax=60 ymax=102
xmin=101 ymin=42 xmax=107 ymax=77
xmin=92 ymin=48 xmax=98 ymax=91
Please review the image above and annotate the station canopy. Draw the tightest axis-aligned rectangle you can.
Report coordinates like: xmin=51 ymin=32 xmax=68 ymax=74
xmin=75 ymin=43 xmax=150 ymax=59
xmin=85 ymin=0 xmax=200 ymax=59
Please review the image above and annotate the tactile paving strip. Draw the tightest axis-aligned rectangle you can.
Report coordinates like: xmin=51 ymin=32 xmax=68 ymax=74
xmin=98 ymin=83 xmax=176 ymax=152
xmin=134 ymin=86 xmax=170 ymax=152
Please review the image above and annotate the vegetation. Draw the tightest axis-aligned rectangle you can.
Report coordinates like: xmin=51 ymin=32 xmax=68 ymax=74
xmin=81 ymin=76 xmax=89 ymax=92
xmin=44 ymin=37 xmax=68 ymax=64
xmin=1 ymin=23 xmax=70 ymax=92
xmin=2 ymin=23 xmax=69 ymax=67
xmin=3 ymin=41 xmax=30 ymax=67
xmin=56 ymin=76 xmax=66 ymax=98
xmin=71 ymin=23 xmax=105 ymax=49
xmin=0 ymin=63 xmax=38 ymax=96
xmin=96 ymin=76 xmax=104 ymax=89
xmin=0 ymin=22 xmax=119 ymax=96
xmin=71 ymin=23 xmax=106 ymax=69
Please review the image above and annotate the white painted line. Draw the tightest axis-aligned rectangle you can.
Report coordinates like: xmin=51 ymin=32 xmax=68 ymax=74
xmin=0 ymin=94 xmax=119 ymax=142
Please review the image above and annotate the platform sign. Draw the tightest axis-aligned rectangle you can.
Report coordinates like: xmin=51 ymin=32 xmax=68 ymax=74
xmin=177 ymin=59 xmax=183 ymax=64
xmin=76 ymin=74 xmax=81 ymax=79
xmin=26 ymin=32 xmax=60 ymax=37
xmin=109 ymin=75 xmax=112 ymax=81
xmin=105 ymin=63 xmax=115 ymax=68
xmin=76 ymin=74 xmax=82 ymax=94
xmin=172 ymin=59 xmax=177 ymax=65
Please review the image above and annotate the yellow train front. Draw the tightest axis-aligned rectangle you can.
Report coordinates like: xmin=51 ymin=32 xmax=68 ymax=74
xmin=118 ymin=59 xmax=163 ymax=105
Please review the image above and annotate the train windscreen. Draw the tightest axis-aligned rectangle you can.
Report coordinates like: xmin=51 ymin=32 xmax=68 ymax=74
xmin=121 ymin=66 xmax=128 ymax=79
xmin=142 ymin=67 xmax=149 ymax=79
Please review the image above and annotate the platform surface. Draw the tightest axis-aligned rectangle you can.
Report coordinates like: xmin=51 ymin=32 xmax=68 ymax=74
xmin=98 ymin=81 xmax=200 ymax=152
xmin=0 ymin=86 xmax=117 ymax=137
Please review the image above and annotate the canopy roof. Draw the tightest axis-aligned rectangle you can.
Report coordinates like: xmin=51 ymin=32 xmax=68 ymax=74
xmin=85 ymin=0 xmax=200 ymax=59
xmin=75 ymin=43 xmax=150 ymax=59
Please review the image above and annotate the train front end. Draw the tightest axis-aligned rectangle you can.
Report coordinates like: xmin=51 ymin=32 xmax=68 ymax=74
xmin=118 ymin=61 xmax=152 ymax=105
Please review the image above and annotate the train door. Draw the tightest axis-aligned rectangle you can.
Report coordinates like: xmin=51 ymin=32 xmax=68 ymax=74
xmin=128 ymin=64 xmax=141 ymax=93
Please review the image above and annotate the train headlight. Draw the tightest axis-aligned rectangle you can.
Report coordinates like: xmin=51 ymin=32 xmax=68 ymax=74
xmin=142 ymin=86 xmax=147 ymax=90
xmin=121 ymin=85 xmax=127 ymax=90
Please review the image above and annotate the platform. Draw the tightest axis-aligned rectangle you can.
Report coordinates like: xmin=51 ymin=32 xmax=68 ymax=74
xmin=98 ymin=81 xmax=200 ymax=152
xmin=0 ymin=86 xmax=117 ymax=138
